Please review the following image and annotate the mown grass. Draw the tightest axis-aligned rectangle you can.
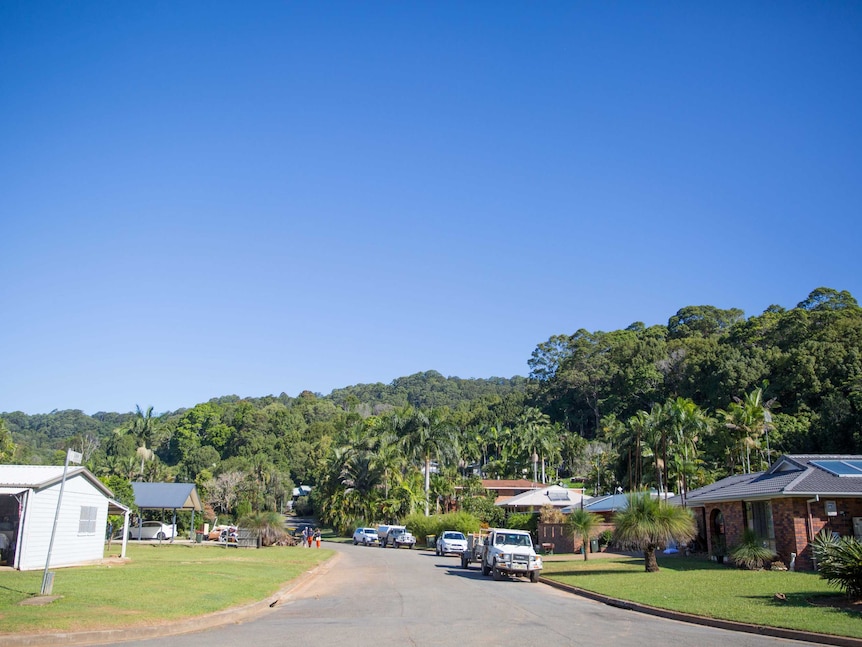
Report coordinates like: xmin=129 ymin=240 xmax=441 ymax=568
xmin=543 ymin=554 xmax=862 ymax=638
xmin=0 ymin=542 xmax=332 ymax=635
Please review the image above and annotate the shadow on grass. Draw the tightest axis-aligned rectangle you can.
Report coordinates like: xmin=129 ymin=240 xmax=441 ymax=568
xmin=0 ymin=583 xmax=36 ymax=597
xmin=744 ymin=592 xmax=862 ymax=620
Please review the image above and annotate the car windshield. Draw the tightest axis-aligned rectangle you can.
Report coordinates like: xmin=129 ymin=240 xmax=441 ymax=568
xmin=509 ymin=534 xmax=532 ymax=547
xmin=444 ymin=532 xmax=465 ymax=540
xmin=364 ymin=529 xmax=376 ymax=534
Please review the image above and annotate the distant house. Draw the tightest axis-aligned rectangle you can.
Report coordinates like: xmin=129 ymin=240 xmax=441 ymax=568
xmin=0 ymin=465 xmax=129 ymax=571
xmin=685 ymin=455 xmax=862 ymax=570
xmin=453 ymin=479 xmax=540 ymax=505
xmin=497 ymin=484 xmax=590 ymax=512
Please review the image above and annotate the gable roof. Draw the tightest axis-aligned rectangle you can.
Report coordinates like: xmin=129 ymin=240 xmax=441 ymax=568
xmin=131 ymin=482 xmax=202 ymax=511
xmin=497 ymin=484 xmax=589 ymax=508
xmin=686 ymin=454 xmax=862 ymax=504
xmin=0 ymin=465 xmax=114 ymax=498
xmin=480 ymin=479 xmax=540 ymax=489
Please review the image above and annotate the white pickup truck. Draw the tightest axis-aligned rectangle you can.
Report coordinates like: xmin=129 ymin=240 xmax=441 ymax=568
xmin=460 ymin=528 xmax=542 ymax=583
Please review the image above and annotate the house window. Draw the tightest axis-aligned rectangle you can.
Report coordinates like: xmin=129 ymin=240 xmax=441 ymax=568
xmin=744 ymin=501 xmax=775 ymax=551
xmin=78 ymin=506 xmax=98 ymax=535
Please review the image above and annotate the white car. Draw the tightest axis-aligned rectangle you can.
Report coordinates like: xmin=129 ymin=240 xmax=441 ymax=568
xmin=352 ymin=527 xmax=379 ymax=546
xmin=128 ymin=521 xmax=176 ymax=540
xmin=436 ymin=530 xmax=468 ymax=556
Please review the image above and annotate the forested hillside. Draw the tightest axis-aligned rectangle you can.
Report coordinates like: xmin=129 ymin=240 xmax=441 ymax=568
xmin=0 ymin=287 xmax=859 ymax=532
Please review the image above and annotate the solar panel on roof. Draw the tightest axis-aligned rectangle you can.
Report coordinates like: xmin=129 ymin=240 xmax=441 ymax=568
xmin=547 ymin=490 xmax=571 ymax=501
xmin=811 ymin=460 xmax=862 ymax=477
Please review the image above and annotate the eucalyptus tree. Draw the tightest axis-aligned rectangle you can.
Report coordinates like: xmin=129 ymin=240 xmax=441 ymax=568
xmin=0 ymin=418 xmax=16 ymax=463
xmin=398 ymin=408 xmax=458 ymax=515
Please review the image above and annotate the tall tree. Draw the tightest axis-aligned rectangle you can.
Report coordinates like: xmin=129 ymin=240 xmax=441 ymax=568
xmin=398 ymin=408 xmax=458 ymax=516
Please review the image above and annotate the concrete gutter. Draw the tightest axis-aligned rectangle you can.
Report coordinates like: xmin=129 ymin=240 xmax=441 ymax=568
xmin=540 ymin=577 xmax=862 ymax=647
xmin=0 ymin=553 xmax=341 ymax=647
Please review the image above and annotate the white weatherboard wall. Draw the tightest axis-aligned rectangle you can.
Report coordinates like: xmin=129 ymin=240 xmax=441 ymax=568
xmin=17 ymin=473 xmax=109 ymax=571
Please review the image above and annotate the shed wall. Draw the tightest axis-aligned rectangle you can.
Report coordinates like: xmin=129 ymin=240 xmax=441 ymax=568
xmin=18 ymin=475 xmax=108 ymax=571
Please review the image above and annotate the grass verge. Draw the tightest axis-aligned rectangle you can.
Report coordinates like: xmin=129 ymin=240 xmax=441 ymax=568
xmin=542 ymin=555 xmax=861 ymax=638
xmin=0 ymin=542 xmax=332 ymax=635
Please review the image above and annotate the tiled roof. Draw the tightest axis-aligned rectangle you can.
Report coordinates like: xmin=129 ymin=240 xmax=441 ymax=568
xmin=686 ymin=454 xmax=862 ymax=504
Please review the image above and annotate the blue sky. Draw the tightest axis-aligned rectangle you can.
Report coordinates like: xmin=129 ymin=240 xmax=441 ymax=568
xmin=2 ymin=2 xmax=860 ymax=415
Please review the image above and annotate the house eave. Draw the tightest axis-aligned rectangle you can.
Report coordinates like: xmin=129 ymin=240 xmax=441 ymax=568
xmin=688 ymin=490 xmax=862 ymax=505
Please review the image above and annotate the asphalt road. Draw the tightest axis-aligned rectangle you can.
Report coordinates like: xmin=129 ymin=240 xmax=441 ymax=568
xmin=111 ymin=542 xmax=814 ymax=647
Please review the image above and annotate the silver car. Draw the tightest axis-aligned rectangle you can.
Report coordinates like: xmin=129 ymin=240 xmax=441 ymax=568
xmin=436 ymin=530 xmax=468 ymax=556
xmin=352 ymin=527 xmax=379 ymax=546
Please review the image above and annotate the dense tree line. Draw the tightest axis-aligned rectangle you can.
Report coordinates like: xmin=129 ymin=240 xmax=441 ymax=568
xmin=1 ymin=287 xmax=859 ymax=532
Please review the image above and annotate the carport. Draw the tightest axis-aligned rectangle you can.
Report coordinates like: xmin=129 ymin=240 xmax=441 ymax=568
xmin=130 ymin=482 xmax=203 ymax=541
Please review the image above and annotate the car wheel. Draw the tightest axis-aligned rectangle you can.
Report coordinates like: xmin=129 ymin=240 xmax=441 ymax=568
xmin=492 ymin=565 xmax=503 ymax=581
xmin=353 ymin=539 xmax=358 ymax=545
xmin=156 ymin=532 xmax=166 ymax=540
xmin=530 ymin=570 xmax=539 ymax=583
xmin=435 ymin=547 xmax=440 ymax=556
xmin=481 ymin=562 xmax=490 ymax=576
xmin=460 ymin=555 xmax=468 ymax=569
xmin=409 ymin=544 xmax=413 ymax=549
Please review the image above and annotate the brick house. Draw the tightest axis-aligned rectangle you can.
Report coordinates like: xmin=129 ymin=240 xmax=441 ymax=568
xmin=685 ymin=455 xmax=862 ymax=571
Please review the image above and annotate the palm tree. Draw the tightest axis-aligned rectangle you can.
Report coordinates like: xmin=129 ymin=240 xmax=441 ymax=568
xmin=665 ymin=398 xmax=711 ymax=504
xmin=613 ymin=491 xmax=696 ymax=572
xmin=717 ymin=388 xmax=775 ymax=474
xmin=565 ymin=508 xmax=603 ymax=561
xmin=515 ymin=407 xmax=553 ymax=483
xmin=398 ymin=408 xmax=458 ymax=516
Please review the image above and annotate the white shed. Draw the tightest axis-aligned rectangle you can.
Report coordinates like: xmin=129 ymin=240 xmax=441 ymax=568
xmin=0 ymin=465 xmax=129 ymax=571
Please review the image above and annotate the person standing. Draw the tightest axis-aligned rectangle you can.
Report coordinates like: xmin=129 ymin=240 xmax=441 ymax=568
xmin=301 ymin=526 xmax=309 ymax=547
xmin=314 ymin=528 xmax=321 ymax=548
xmin=307 ymin=528 xmax=313 ymax=548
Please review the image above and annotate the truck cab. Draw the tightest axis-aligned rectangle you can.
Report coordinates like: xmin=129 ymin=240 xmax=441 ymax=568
xmin=460 ymin=528 xmax=542 ymax=583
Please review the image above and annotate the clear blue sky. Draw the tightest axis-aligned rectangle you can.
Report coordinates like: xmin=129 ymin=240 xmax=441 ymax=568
xmin=2 ymin=2 xmax=860 ymax=415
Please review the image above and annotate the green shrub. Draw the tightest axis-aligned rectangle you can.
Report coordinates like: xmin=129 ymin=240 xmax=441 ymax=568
xmin=729 ymin=529 xmax=776 ymax=570
xmin=811 ymin=529 xmax=862 ymax=598
xmin=403 ymin=512 xmax=482 ymax=545
xmin=598 ymin=529 xmax=614 ymax=548
xmin=506 ymin=512 xmax=535 ymax=531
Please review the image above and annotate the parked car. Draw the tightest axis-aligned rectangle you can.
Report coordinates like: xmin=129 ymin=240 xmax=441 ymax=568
xmin=352 ymin=527 xmax=379 ymax=546
xmin=128 ymin=521 xmax=176 ymax=540
xmin=436 ymin=530 xmax=468 ymax=556
xmin=377 ymin=524 xmax=404 ymax=547
xmin=390 ymin=529 xmax=416 ymax=549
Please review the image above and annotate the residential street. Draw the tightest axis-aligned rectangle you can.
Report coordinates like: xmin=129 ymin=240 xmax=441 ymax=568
xmin=107 ymin=541 xmax=816 ymax=647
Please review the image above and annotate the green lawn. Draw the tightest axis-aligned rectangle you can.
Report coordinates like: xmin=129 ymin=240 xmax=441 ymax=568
xmin=0 ymin=542 xmax=332 ymax=635
xmin=543 ymin=555 xmax=862 ymax=639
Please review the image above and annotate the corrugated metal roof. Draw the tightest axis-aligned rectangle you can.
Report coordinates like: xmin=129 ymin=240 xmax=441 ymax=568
xmin=131 ymin=482 xmax=202 ymax=510
xmin=0 ymin=465 xmax=114 ymax=497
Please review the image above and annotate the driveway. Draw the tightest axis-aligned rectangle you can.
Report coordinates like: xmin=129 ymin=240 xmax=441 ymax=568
xmin=106 ymin=541 xmax=815 ymax=647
